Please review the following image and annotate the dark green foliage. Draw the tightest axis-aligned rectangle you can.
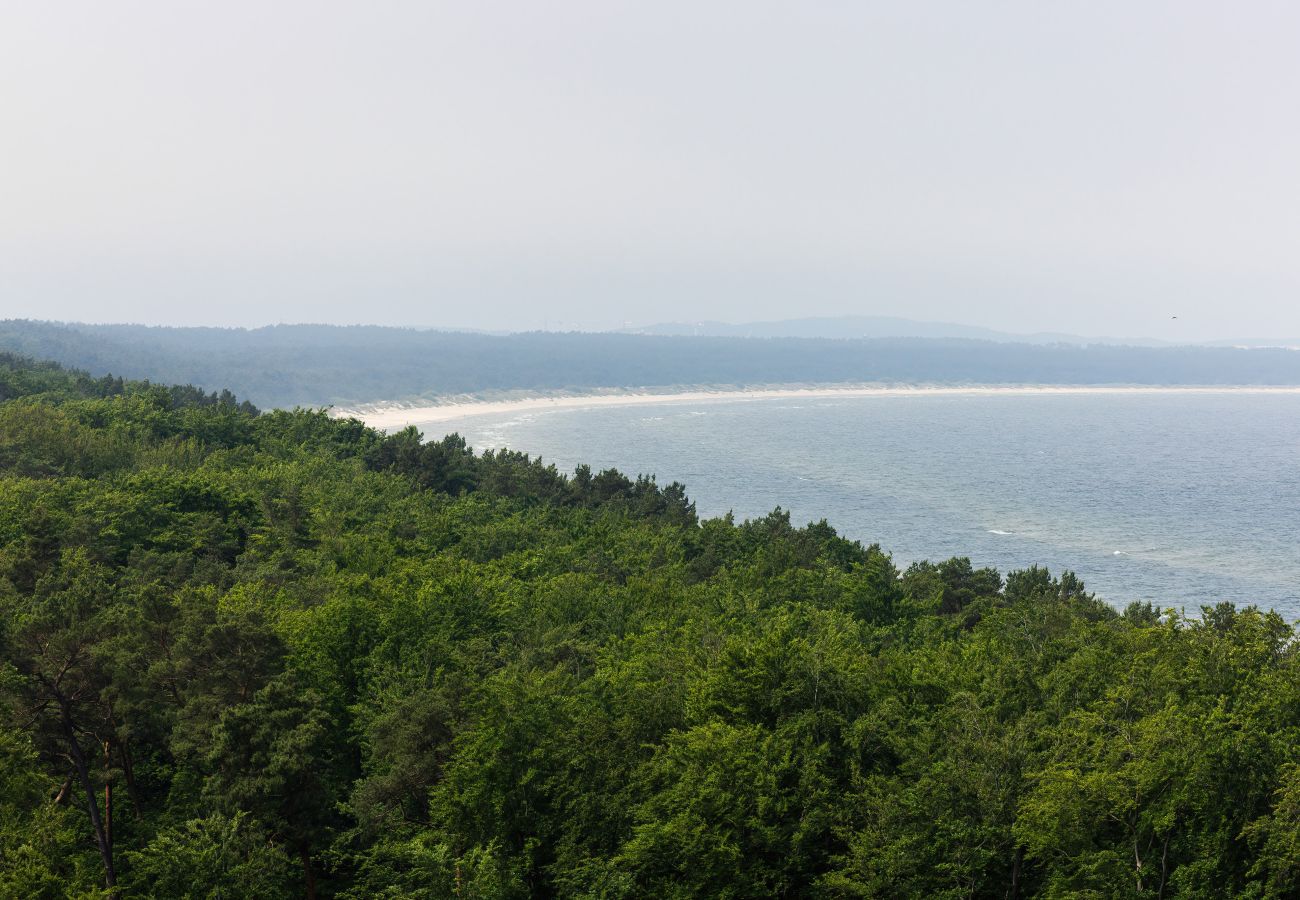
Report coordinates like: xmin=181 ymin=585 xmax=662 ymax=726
xmin=0 ymin=351 xmax=1298 ymax=897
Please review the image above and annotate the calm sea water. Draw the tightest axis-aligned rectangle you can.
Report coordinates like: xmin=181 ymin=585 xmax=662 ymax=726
xmin=414 ymin=392 xmax=1300 ymax=617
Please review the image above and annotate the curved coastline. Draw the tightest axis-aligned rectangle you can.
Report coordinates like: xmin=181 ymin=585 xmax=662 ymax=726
xmin=333 ymin=383 xmax=1300 ymax=430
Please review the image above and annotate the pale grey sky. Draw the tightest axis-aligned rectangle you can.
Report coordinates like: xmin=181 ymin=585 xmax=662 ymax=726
xmin=3 ymin=2 xmax=1299 ymax=340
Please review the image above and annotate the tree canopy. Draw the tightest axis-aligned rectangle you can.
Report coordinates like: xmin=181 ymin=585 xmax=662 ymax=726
xmin=1 ymin=351 xmax=1297 ymax=898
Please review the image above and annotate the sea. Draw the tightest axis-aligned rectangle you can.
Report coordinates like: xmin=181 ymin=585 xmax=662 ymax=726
xmin=411 ymin=391 xmax=1300 ymax=617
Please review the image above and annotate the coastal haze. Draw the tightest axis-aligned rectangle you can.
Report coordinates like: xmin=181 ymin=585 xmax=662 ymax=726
xmin=6 ymin=2 xmax=1300 ymax=341
xmin=6 ymin=319 xmax=1300 ymax=410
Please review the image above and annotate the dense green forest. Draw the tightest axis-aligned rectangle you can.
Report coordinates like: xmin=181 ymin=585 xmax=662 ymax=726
xmin=5 ymin=319 xmax=1300 ymax=409
xmin=2 ymin=351 xmax=1299 ymax=898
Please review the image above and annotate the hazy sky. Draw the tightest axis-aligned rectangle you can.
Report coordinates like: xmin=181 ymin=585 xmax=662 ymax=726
xmin=4 ymin=2 xmax=1299 ymax=340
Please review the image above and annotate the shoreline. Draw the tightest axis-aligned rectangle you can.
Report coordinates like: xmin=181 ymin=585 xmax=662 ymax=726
xmin=332 ymin=383 xmax=1300 ymax=430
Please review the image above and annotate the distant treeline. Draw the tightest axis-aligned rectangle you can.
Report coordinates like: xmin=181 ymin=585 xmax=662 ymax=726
xmin=3 ymin=319 xmax=1300 ymax=409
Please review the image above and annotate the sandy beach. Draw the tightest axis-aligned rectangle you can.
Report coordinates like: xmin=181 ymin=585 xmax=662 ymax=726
xmin=333 ymin=384 xmax=1300 ymax=430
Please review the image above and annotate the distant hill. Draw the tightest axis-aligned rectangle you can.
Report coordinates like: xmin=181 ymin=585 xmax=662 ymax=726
xmin=626 ymin=316 xmax=1169 ymax=346
xmin=3 ymin=319 xmax=1299 ymax=409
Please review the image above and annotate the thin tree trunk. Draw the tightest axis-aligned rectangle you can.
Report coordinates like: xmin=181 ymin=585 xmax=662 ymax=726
xmin=1134 ymin=837 xmax=1143 ymax=894
xmin=59 ymin=703 xmax=116 ymax=890
xmin=300 ymin=844 xmax=317 ymax=900
xmin=1008 ymin=844 xmax=1024 ymax=900
xmin=1157 ymin=833 xmax=1171 ymax=900
xmin=103 ymin=740 xmax=113 ymax=852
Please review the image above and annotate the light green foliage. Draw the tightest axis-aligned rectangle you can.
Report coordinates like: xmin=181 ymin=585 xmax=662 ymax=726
xmin=121 ymin=812 xmax=294 ymax=899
